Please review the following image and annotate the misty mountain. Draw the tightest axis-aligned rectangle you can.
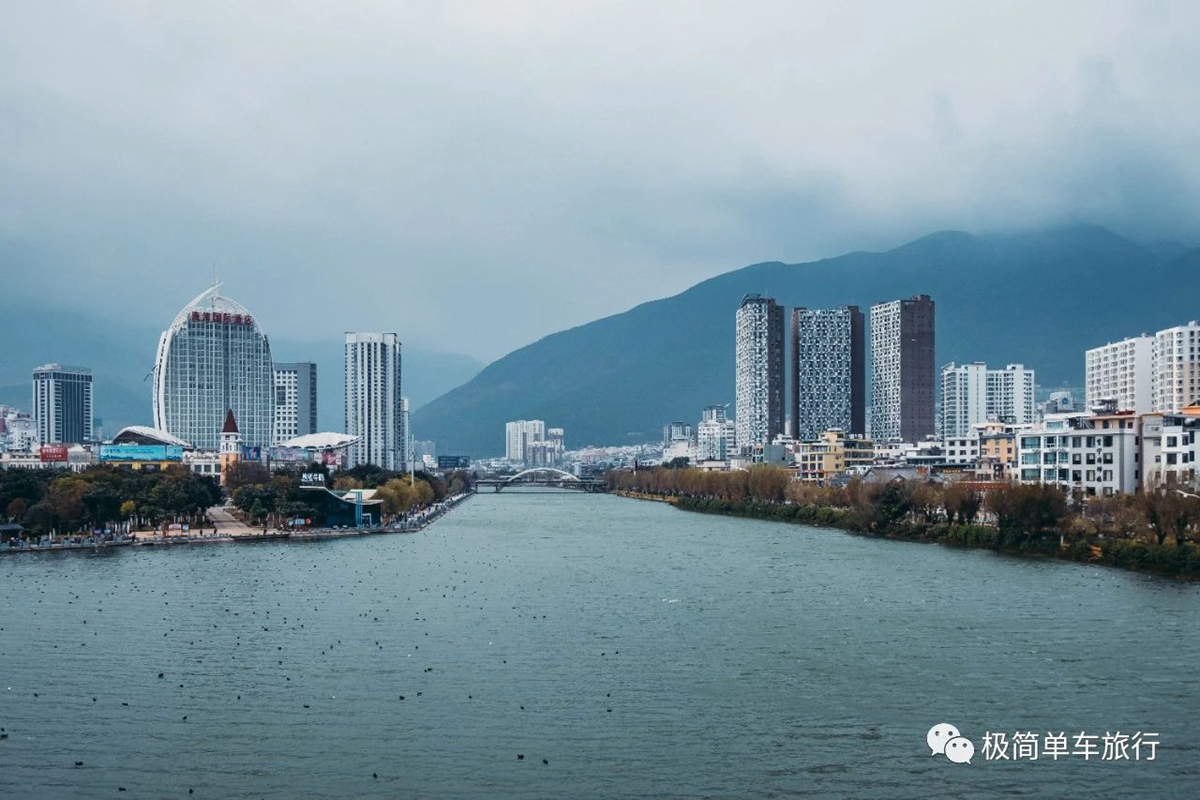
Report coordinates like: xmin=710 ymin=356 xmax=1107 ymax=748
xmin=0 ymin=309 xmax=483 ymax=438
xmin=412 ymin=226 xmax=1200 ymax=456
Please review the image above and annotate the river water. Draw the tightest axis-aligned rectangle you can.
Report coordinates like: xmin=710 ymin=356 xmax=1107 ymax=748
xmin=1 ymin=490 xmax=1198 ymax=797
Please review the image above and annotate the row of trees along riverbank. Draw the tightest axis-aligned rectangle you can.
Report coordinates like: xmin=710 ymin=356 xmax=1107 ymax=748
xmin=606 ymin=466 xmax=1200 ymax=578
xmin=225 ymin=461 xmax=473 ymax=526
xmin=0 ymin=465 xmax=222 ymax=537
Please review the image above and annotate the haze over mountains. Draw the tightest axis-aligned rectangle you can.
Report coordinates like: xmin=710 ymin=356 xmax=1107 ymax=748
xmin=413 ymin=226 xmax=1200 ymax=456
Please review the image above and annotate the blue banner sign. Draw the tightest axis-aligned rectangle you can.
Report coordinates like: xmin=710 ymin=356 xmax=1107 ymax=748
xmin=100 ymin=444 xmax=184 ymax=462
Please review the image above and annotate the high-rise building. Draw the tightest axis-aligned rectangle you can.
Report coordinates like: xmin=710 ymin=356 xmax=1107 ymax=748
xmin=940 ymin=362 xmax=987 ymax=440
xmin=940 ymin=362 xmax=1035 ymax=439
xmin=734 ymin=295 xmax=785 ymax=451
xmin=153 ymin=286 xmax=275 ymax=451
xmin=696 ymin=405 xmax=736 ymax=461
xmin=344 ymin=332 xmax=403 ymax=469
xmin=32 ymin=363 xmax=93 ymax=445
xmin=1153 ymin=321 xmax=1200 ymax=413
xmin=870 ymin=295 xmax=935 ymax=443
xmin=1085 ymin=334 xmax=1153 ymax=413
xmin=791 ymin=306 xmax=865 ymax=441
xmin=662 ymin=422 xmax=693 ymax=448
xmin=526 ymin=434 xmax=564 ymax=467
xmin=987 ymin=363 xmax=1036 ymax=424
xmin=505 ymin=420 xmax=545 ymax=464
xmin=272 ymin=362 xmax=317 ymax=444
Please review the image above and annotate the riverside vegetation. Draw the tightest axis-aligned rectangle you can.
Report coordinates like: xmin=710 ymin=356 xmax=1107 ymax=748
xmin=607 ymin=466 xmax=1200 ymax=578
xmin=0 ymin=462 xmax=474 ymax=539
xmin=226 ymin=462 xmax=472 ymax=526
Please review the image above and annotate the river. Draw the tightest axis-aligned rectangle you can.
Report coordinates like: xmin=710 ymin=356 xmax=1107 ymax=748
xmin=1 ymin=490 xmax=1198 ymax=797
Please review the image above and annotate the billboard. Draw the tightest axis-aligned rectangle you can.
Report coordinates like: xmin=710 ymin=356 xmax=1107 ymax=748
xmin=100 ymin=444 xmax=184 ymax=462
xmin=437 ymin=455 xmax=471 ymax=470
xmin=242 ymin=446 xmax=263 ymax=462
xmin=270 ymin=446 xmax=309 ymax=463
xmin=40 ymin=444 xmax=69 ymax=463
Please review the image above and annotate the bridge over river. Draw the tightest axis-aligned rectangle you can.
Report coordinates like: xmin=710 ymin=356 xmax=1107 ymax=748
xmin=474 ymin=467 xmax=606 ymax=493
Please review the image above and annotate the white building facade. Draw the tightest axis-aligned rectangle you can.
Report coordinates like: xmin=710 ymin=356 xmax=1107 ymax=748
xmin=941 ymin=362 xmax=1035 ymax=439
xmin=344 ymin=332 xmax=403 ymax=469
xmin=1140 ymin=411 xmax=1200 ymax=489
xmin=0 ymin=407 xmax=39 ymax=452
xmin=1085 ymin=335 xmax=1154 ymax=413
xmin=940 ymin=362 xmax=988 ymax=440
xmin=1152 ymin=321 xmax=1200 ymax=413
xmin=153 ymin=286 xmax=275 ymax=450
xmin=505 ymin=420 xmax=546 ymax=464
xmin=696 ymin=405 xmax=736 ymax=462
xmin=1016 ymin=410 xmax=1141 ymax=496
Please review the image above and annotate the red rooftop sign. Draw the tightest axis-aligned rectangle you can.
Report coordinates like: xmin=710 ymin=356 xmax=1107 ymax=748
xmin=190 ymin=311 xmax=253 ymax=326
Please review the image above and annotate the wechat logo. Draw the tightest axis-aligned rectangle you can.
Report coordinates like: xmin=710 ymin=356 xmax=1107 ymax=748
xmin=928 ymin=723 xmax=974 ymax=764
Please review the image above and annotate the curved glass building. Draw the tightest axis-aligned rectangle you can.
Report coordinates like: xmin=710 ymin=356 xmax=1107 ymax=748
xmin=152 ymin=285 xmax=274 ymax=451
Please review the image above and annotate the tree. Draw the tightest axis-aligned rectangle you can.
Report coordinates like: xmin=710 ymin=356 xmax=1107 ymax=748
xmin=82 ymin=484 xmax=123 ymax=527
xmin=233 ymin=485 xmax=278 ymax=520
xmin=342 ymin=463 xmax=389 ymax=488
xmin=909 ymin=481 xmax=942 ymax=523
xmin=942 ymin=483 xmax=982 ymax=525
xmin=6 ymin=497 xmax=27 ymax=523
xmin=1138 ymin=489 xmax=1200 ymax=547
xmin=746 ymin=465 xmax=789 ymax=503
xmin=985 ymin=484 xmax=1020 ymax=532
xmin=26 ymin=477 xmax=90 ymax=534
xmin=874 ymin=482 xmax=912 ymax=530
xmin=224 ymin=461 xmax=270 ymax=493
xmin=376 ymin=479 xmax=417 ymax=515
xmin=986 ymin=483 xmax=1065 ymax=539
xmin=120 ymin=500 xmax=137 ymax=519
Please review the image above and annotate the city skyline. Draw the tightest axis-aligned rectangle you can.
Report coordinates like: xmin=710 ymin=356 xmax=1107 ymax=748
xmin=3 ymin=7 xmax=1199 ymax=797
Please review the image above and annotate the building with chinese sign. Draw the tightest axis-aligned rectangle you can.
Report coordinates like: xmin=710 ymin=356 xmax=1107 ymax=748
xmin=152 ymin=284 xmax=275 ymax=451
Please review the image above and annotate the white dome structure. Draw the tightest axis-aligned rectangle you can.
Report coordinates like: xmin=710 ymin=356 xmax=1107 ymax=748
xmin=111 ymin=425 xmax=193 ymax=448
xmin=152 ymin=284 xmax=274 ymax=452
xmin=279 ymin=432 xmax=359 ymax=450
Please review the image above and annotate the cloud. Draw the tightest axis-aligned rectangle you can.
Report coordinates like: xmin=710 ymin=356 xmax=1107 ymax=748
xmin=1 ymin=0 xmax=1198 ymax=360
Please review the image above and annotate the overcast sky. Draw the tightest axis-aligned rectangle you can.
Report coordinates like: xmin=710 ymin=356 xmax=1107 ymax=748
xmin=3 ymin=1 xmax=1198 ymax=361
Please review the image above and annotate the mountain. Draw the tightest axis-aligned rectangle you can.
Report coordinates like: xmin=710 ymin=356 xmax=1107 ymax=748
xmin=413 ymin=227 xmax=1200 ymax=456
xmin=0 ymin=309 xmax=483 ymax=437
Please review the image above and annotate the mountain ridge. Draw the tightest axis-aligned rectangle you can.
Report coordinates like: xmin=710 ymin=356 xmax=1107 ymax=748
xmin=412 ymin=226 xmax=1200 ymax=456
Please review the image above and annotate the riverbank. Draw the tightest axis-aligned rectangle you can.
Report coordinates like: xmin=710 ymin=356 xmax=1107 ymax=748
xmin=0 ymin=492 xmax=472 ymax=555
xmin=615 ymin=490 xmax=1200 ymax=579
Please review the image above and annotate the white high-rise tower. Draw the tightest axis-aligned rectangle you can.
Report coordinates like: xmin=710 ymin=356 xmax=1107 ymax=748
xmin=344 ymin=332 xmax=403 ymax=469
xmin=153 ymin=285 xmax=274 ymax=450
